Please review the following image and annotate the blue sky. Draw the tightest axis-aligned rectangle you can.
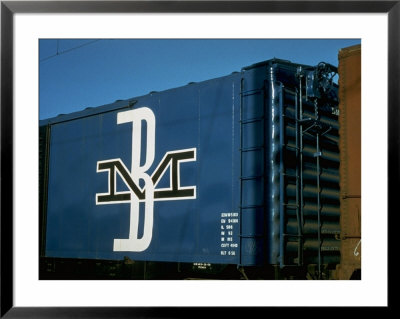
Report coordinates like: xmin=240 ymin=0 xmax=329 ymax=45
xmin=39 ymin=39 xmax=360 ymax=120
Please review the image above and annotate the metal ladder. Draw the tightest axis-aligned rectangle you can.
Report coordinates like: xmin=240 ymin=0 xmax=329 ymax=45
xmin=238 ymin=85 xmax=266 ymax=266
xmin=279 ymin=81 xmax=304 ymax=268
xmin=279 ymin=66 xmax=336 ymax=278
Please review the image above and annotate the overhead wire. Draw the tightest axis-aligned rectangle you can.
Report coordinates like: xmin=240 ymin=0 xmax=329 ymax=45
xmin=40 ymin=39 xmax=101 ymax=62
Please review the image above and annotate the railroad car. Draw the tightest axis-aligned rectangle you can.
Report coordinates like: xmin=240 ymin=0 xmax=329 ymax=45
xmin=39 ymin=53 xmax=358 ymax=280
xmin=335 ymin=44 xmax=362 ymax=280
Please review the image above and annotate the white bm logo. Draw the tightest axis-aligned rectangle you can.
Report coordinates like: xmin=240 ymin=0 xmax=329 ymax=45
xmin=96 ymin=107 xmax=196 ymax=252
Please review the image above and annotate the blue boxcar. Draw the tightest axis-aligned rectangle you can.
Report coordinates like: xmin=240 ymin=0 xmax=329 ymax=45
xmin=40 ymin=59 xmax=340 ymax=271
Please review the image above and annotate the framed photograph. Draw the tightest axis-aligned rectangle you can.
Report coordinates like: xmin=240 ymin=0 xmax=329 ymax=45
xmin=1 ymin=0 xmax=396 ymax=317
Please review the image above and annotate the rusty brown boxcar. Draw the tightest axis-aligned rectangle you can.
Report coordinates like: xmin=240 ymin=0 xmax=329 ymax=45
xmin=335 ymin=44 xmax=362 ymax=280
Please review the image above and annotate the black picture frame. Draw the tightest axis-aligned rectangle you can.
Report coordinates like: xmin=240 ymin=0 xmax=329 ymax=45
xmin=1 ymin=1 xmax=396 ymax=317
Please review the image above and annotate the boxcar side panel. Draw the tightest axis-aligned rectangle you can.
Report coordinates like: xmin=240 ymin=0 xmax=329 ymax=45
xmin=44 ymin=74 xmax=242 ymax=264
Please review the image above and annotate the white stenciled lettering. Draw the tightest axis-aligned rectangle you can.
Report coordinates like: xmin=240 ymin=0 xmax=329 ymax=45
xmin=219 ymin=211 xmax=239 ymax=257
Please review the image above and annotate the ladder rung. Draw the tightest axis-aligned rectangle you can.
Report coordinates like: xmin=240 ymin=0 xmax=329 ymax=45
xmin=283 ymin=88 xmax=297 ymax=95
xmin=298 ymin=118 xmax=313 ymax=125
xmin=240 ymin=175 xmax=264 ymax=181
xmin=283 ymin=144 xmax=299 ymax=151
xmin=240 ymin=204 xmax=265 ymax=209
xmin=283 ymin=203 xmax=299 ymax=209
xmin=240 ymin=146 xmax=264 ymax=152
xmin=239 ymin=234 xmax=264 ymax=238
xmin=240 ymin=117 xmax=264 ymax=124
xmin=241 ymin=89 xmax=264 ymax=97
xmin=280 ymin=264 xmax=303 ymax=268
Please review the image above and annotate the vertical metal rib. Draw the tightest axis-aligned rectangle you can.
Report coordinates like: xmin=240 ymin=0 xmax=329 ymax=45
xmin=295 ymin=88 xmax=302 ymax=266
xmin=279 ymin=83 xmax=285 ymax=268
xmin=269 ymin=65 xmax=281 ymax=265
xmin=298 ymin=70 xmax=305 ymax=235
xmin=239 ymin=78 xmax=244 ymax=266
xmin=297 ymin=71 xmax=305 ymax=266
xmin=314 ymin=99 xmax=322 ymax=279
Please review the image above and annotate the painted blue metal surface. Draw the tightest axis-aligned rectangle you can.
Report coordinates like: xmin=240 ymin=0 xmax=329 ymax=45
xmin=44 ymin=73 xmax=242 ymax=264
xmin=41 ymin=58 xmax=340 ymax=267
